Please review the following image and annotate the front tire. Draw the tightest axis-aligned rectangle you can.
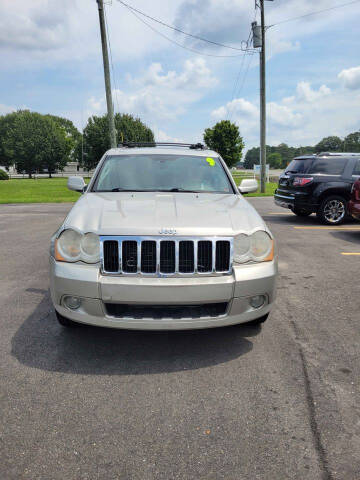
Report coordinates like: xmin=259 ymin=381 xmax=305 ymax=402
xmin=292 ymin=208 xmax=311 ymax=217
xmin=317 ymin=195 xmax=347 ymax=225
xmin=55 ymin=310 xmax=79 ymax=328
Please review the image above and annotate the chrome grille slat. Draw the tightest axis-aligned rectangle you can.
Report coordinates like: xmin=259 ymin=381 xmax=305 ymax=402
xmin=101 ymin=236 xmax=233 ymax=276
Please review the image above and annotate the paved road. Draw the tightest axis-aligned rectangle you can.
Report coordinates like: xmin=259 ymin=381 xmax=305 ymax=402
xmin=1 ymin=198 xmax=359 ymax=480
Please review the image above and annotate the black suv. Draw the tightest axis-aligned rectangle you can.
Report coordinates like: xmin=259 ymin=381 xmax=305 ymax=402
xmin=274 ymin=153 xmax=360 ymax=225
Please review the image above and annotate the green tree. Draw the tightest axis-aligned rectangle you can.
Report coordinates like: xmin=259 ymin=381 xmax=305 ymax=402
xmin=203 ymin=120 xmax=244 ymax=168
xmin=344 ymin=131 xmax=360 ymax=152
xmin=45 ymin=114 xmax=81 ymax=162
xmin=0 ymin=111 xmax=18 ymax=169
xmin=315 ymin=136 xmax=343 ymax=153
xmin=3 ymin=110 xmax=71 ymax=178
xmin=244 ymin=147 xmax=260 ymax=169
xmin=79 ymin=113 xmax=154 ymax=171
xmin=267 ymin=152 xmax=282 ymax=169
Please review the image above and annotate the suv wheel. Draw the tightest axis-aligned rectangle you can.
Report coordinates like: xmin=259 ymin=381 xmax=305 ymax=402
xmin=317 ymin=195 xmax=347 ymax=225
xmin=292 ymin=208 xmax=311 ymax=217
xmin=55 ymin=310 xmax=79 ymax=327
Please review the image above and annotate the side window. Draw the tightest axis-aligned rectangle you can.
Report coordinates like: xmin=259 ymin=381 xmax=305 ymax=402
xmin=309 ymin=158 xmax=345 ymax=175
xmin=353 ymin=159 xmax=360 ymax=176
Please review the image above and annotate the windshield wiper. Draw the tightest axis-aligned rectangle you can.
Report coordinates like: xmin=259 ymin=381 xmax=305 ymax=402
xmin=110 ymin=188 xmax=149 ymax=192
xmin=159 ymin=188 xmax=201 ymax=193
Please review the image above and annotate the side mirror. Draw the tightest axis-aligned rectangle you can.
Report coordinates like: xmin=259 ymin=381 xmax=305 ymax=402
xmin=238 ymin=179 xmax=258 ymax=194
xmin=67 ymin=176 xmax=86 ymax=193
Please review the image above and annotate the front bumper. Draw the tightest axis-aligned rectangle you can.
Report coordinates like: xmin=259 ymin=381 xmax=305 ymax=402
xmin=50 ymin=257 xmax=277 ymax=330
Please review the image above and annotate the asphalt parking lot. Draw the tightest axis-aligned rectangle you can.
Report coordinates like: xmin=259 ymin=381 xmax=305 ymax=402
xmin=1 ymin=197 xmax=359 ymax=480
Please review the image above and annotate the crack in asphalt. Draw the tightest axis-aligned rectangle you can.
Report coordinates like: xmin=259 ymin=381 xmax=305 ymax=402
xmin=288 ymin=313 xmax=334 ymax=480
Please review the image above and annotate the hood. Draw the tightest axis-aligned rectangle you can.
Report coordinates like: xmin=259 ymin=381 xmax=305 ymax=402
xmin=64 ymin=192 xmax=268 ymax=237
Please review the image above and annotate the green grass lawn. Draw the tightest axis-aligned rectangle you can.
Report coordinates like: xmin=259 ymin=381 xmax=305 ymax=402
xmin=0 ymin=178 xmax=84 ymax=204
xmin=0 ymin=176 xmax=277 ymax=204
xmin=232 ymin=176 xmax=277 ymax=197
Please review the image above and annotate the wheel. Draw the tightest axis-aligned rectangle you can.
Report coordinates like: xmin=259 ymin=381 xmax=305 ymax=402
xmin=317 ymin=195 xmax=347 ymax=225
xmin=55 ymin=310 xmax=79 ymax=327
xmin=292 ymin=208 xmax=311 ymax=217
xmin=246 ymin=313 xmax=269 ymax=326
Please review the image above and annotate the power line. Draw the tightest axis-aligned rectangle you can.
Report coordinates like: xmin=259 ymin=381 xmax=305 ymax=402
xmin=115 ymin=0 xmax=250 ymax=52
xmin=229 ymin=53 xmax=255 ymax=122
xmin=270 ymin=0 xmax=360 ymax=27
xmin=227 ymin=28 xmax=253 ymax=120
xmin=121 ymin=3 xmax=252 ymax=58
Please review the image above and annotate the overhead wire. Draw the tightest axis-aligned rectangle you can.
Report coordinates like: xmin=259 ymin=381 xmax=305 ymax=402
xmin=115 ymin=0 xmax=249 ymax=52
xmin=269 ymin=0 xmax=360 ymax=27
xmin=229 ymin=52 xmax=255 ymax=122
xmin=119 ymin=3 xmax=252 ymax=58
xmin=227 ymin=27 xmax=254 ymax=121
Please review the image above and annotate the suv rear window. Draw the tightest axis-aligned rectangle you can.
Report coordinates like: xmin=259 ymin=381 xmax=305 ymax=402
xmin=285 ymin=158 xmax=312 ymax=174
xmin=309 ymin=158 xmax=345 ymax=175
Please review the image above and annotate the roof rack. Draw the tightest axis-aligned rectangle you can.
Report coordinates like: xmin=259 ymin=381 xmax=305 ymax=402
xmin=317 ymin=152 xmax=360 ymax=157
xmin=118 ymin=141 xmax=206 ymax=150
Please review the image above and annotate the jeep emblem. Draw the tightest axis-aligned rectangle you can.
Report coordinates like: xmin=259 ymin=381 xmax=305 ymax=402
xmin=159 ymin=228 xmax=177 ymax=235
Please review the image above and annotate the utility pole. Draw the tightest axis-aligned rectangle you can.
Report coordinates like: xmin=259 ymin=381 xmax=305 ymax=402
xmin=259 ymin=0 xmax=266 ymax=193
xmin=97 ymin=0 xmax=117 ymax=148
xmin=253 ymin=0 xmax=272 ymax=193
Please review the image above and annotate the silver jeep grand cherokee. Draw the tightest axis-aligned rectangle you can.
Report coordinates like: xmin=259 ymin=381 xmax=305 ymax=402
xmin=50 ymin=143 xmax=277 ymax=330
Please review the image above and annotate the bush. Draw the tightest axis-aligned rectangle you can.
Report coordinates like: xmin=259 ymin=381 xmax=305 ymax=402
xmin=0 ymin=169 xmax=9 ymax=180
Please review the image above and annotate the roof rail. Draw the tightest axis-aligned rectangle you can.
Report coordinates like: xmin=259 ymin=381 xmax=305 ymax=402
xmin=317 ymin=152 xmax=360 ymax=156
xmin=118 ymin=141 xmax=206 ymax=150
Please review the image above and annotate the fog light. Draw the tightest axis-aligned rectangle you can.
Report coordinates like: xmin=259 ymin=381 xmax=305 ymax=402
xmin=63 ymin=296 xmax=82 ymax=310
xmin=250 ymin=295 xmax=266 ymax=309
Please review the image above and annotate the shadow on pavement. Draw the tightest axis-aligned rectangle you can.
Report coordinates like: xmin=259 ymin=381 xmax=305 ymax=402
xmin=11 ymin=292 xmax=257 ymax=375
xmin=330 ymin=230 xmax=360 ymax=244
xmin=262 ymin=212 xmax=355 ymax=227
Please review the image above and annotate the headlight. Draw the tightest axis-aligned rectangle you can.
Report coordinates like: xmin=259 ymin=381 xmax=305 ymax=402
xmin=233 ymin=234 xmax=251 ymax=263
xmin=55 ymin=229 xmax=100 ymax=263
xmin=234 ymin=231 xmax=274 ymax=263
xmin=251 ymin=230 xmax=273 ymax=261
xmin=81 ymin=232 xmax=100 ymax=263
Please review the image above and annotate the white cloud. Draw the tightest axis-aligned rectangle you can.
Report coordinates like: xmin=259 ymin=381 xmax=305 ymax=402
xmin=85 ymin=59 xmax=217 ymax=124
xmin=0 ymin=0 xmax=184 ymax=68
xmin=174 ymin=0 xmax=360 ymax=60
xmin=338 ymin=66 xmax=360 ymax=90
xmin=156 ymin=130 xmax=184 ymax=143
xmin=210 ymin=69 xmax=360 ymax=148
xmin=295 ymin=81 xmax=331 ymax=102
xmin=0 ymin=104 xmax=16 ymax=115
xmin=267 ymin=102 xmax=302 ymax=127
xmin=212 ymin=98 xmax=258 ymax=121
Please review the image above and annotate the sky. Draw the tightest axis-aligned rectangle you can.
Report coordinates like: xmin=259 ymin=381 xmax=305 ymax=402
xmin=0 ymin=0 xmax=360 ymax=151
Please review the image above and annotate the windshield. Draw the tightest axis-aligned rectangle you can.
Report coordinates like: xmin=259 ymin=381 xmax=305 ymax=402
xmin=285 ymin=158 xmax=313 ymax=174
xmin=92 ymin=154 xmax=234 ymax=194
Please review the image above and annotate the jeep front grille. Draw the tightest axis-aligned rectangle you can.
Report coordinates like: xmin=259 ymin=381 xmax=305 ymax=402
xmin=101 ymin=236 xmax=233 ymax=275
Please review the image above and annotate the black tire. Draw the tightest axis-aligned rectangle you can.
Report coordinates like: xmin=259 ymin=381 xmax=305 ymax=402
xmin=246 ymin=313 xmax=269 ymax=326
xmin=317 ymin=195 xmax=347 ymax=225
xmin=55 ymin=310 xmax=79 ymax=327
xmin=292 ymin=208 xmax=312 ymax=217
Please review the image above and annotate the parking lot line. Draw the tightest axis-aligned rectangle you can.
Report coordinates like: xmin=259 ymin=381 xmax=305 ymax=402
xmin=267 ymin=212 xmax=291 ymax=215
xmin=341 ymin=252 xmax=360 ymax=256
xmin=294 ymin=226 xmax=360 ymax=230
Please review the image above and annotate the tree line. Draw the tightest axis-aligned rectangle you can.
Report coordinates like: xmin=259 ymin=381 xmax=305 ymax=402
xmin=0 ymin=110 xmax=154 ymax=177
xmin=244 ymin=132 xmax=360 ymax=169
xmin=0 ymin=109 xmax=358 ymax=177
